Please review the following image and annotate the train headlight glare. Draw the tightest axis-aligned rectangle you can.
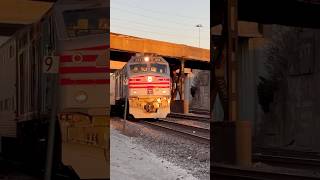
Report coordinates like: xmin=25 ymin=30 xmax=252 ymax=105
xmin=133 ymin=90 xmax=137 ymax=94
xmin=75 ymin=91 xmax=88 ymax=103
xmin=144 ymin=56 xmax=150 ymax=62
xmin=147 ymin=76 xmax=153 ymax=82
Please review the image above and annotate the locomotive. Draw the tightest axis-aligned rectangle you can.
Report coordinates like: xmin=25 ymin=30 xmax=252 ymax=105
xmin=111 ymin=54 xmax=171 ymax=119
xmin=0 ymin=0 xmax=109 ymax=178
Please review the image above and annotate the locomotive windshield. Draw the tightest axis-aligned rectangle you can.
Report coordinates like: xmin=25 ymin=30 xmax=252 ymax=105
xmin=150 ymin=63 xmax=167 ymax=74
xmin=63 ymin=7 xmax=108 ymax=37
xmin=129 ymin=63 xmax=168 ymax=74
xmin=130 ymin=64 xmax=148 ymax=73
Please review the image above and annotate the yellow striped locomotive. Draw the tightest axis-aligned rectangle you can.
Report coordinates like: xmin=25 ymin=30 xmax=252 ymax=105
xmin=111 ymin=54 xmax=171 ymax=119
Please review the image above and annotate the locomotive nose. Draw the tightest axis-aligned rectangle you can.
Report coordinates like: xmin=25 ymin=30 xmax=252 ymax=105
xmin=144 ymin=103 xmax=154 ymax=112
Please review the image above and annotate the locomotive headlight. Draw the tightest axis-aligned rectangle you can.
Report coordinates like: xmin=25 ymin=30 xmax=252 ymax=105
xmin=133 ymin=90 xmax=137 ymax=94
xmin=147 ymin=76 xmax=153 ymax=82
xmin=144 ymin=56 xmax=150 ymax=62
xmin=75 ymin=91 xmax=88 ymax=103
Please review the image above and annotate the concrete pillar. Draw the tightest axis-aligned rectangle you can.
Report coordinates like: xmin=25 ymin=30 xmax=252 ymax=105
xmin=180 ymin=59 xmax=185 ymax=100
xmin=180 ymin=59 xmax=189 ymax=114
xmin=226 ymin=0 xmax=238 ymax=122
xmin=236 ymin=120 xmax=252 ymax=167
xmin=184 ymin=74 xmax=190 ymax=114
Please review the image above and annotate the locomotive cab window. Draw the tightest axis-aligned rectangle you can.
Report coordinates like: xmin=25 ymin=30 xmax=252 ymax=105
xmin=130 ymin=64 xmax=147 ymax=73
xmin=150 ymin=63 xmax=167 ymax=74
xmin=63 ymin=7 xmax=108 ymax=37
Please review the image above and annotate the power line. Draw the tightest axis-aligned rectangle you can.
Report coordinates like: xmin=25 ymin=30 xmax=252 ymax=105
xmin=111 ymin=24 xmax=210 ymax=48
xmin=112 ymin=0 xmax=209 ymax=21
xmin=111 ymin=17 xmax=210 ymax=34
xmin=111 ymin=22 xmax=210 ymax=40
xmin=112 ymin=23 xmax=194 ymax=38
xmin=111 ymin=6 xmax=204 ymax=27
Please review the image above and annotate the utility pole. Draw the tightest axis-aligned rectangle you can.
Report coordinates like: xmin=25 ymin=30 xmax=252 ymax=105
xmin=196 ymin=24 xmax=203 ymax=48
xmin=43 ymin=49 xmax=60 ymax=180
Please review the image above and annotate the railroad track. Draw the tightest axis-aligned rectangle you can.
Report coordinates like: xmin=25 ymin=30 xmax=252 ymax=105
xmin=253 ymin=153 xmax=320 ymax=171
xmin=189 ymin=108 xmax=210 ymax=116
xmin=142 ymin=119 xmax=210 ymax=144
xmin=167 ymin=113 xmax=211 ymax=122
xmin=253 ymin=146 xmax=320 ymax=170
xmin=211 ymin=163 xmax=320 ymax=180
xmin=253 ymin=146 xmax=320 ymax=159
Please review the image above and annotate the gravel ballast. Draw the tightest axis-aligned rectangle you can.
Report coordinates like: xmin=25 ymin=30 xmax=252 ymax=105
xmin=111 ymin=118 xmax=210 ymax=180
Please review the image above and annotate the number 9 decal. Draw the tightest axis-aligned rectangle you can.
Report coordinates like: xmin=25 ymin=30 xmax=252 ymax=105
xmin=45 ymin=57 xmax=53 ymax=71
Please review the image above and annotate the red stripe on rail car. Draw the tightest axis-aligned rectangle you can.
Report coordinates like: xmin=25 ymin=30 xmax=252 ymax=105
xmin=132 ymin=75 xmax=146 ymax=78
xmin=60 ymin=55 xmax=72 ymax=62
xmin=71 ymin=45 xmax=110 ymax=51
xmin=128 ymin=82 xmax=170 ymax=85
xmin=60 ymin=78 xmax=110 ymax=85
xmin=59 ymin=55 xmax=98 ymax=62
xmin=129 ymin=86 xmax=170 ymax=88
xmin=128 ymin=79 xmax=142 ymax=81
xmin=59 ymin=66 xmax=109 ymax=74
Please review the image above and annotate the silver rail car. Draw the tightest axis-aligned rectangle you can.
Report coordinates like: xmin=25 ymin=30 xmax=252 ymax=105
xmin=0 ymin=0 xmax=109 ymax=178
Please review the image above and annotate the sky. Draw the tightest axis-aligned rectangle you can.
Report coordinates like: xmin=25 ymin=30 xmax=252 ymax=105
xmin=110 ymin=0 xmax=210 ymax=49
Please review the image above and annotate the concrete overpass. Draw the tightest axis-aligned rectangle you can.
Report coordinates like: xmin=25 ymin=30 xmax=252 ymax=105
xmin=110 ymin=32 xmax=211 ymax=71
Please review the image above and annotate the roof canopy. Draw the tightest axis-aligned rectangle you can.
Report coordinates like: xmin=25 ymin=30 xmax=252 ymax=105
xmin=0 ymin=0 xmax=53 ymax=35
xmin=211 ymin=0 xmax=320 ymax=28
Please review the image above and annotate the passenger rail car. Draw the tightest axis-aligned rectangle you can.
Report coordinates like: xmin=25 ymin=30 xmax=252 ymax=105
xmin=0 ymin=0 xmax=109 ymax=178
xmin=111 ymin=54 xmax=171 ymax=119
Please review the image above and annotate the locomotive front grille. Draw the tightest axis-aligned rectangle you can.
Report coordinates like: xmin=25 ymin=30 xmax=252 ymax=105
xmin=144 ymin=103 xmax=156 ymax=112
xmin=129 ymin=96 xmax=170 ymax=113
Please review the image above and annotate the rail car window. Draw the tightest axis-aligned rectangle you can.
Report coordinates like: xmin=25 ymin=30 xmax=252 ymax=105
xmin=130 ymin=64 xmax=148 ymax=73
xmin=63 ymin=8 xmax=108 ymax=37
xmin=18 ymin=33 xmax=28 ymax=49
xmin=150 ymin=64 xmax=167 ymax=74
xmin=9 ymin=46 xmax=14 ymax=58
xmin=19 ymin=53 xmax=25 ymax=114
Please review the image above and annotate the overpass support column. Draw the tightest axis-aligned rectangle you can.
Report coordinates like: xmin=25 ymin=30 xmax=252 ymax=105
xmin=211 ymin=0 xmax=252 ymax=167
xmin=226 ymin=0 xmax=238 ymax=122
xmin=180 ymin=59 xmax=189 ymax=113
xmin=226 ymin=0 xmax=252 ymax=167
